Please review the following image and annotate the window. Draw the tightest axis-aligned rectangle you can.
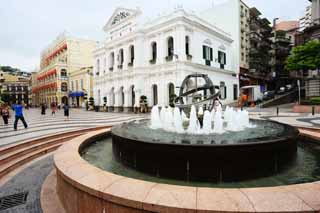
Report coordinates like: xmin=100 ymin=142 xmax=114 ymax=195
xmin=203 ymin=45 xmax=213 ymax=66
xmin=233 ymin=84 xmax=238 ymax=101
xmin=129 ymin=45 xmax=134 ymax=65
xmin=71 ymin=81 xmax=74 ymax=91
xmin=218 ymin=51 xmax=226 ymax=69
xmin=152 ymin=85 xmax=158 ymax=105
xmin=185 ymin=36 xmax=190 ymax=56
xmin=109 ymin=52 xmax=114 ymax=71
xmin=61 ymin=82 xmax=68 ymax=92
xmin=219 ymin=82 xmax=227 ymax=100
xmin=119 ymin=49 xmax=124 ymax=67
xmin=150 ymin=42 xmax=157 ymax=64
xmin=61 ymin=69 xmax=67 ymax=77
xmin=166 ymin=37 xmax=174 ymax=61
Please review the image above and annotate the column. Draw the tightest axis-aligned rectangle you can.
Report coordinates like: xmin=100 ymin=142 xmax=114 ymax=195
xmin=176 ymin=26 xmax=186 ymax=61
xmin=123 ymin=46 xmax=128 ymax=70
xmin=158 ymin=33 xmax=165 ymax=65
xmin=134 ymin=36 xmax=144 ymax=68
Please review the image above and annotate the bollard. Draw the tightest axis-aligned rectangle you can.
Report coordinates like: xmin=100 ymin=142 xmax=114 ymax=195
xmin=277 ymin=107 xmax=279 ymax=116
xmin=312 ymin=106 xmax=315 ymax=116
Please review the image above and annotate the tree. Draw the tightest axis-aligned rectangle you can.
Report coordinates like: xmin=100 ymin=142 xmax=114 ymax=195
xmin=286 ymin=40 xmax=320 ymax=71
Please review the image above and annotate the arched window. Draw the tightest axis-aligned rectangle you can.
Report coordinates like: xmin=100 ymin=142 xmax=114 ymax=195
xmin=131 ymin=85 xmax=135 ymax=107
xmin=109 ymin=52 xmax=114 ymax=71
xmin=128 ymin=45 xmax=134 ymax=66
xmin=166 ymin=37 xmax=174 ymax=61
xmin=96 ymin=59 xmax=100 ymax=76
xmin=168 ymin=83 xmax=175 ymax=106
xmin=185 ymin=36 xmax=191 ymax=59
xmin=118 ymin=49 xmax=124 ymax=69
xmin=152 ymin=84 xmax=158 ymax=105
xmin=61 ymin=82 xmax=68 ymax=92
xmin=61 ymin=69 xmax=67 ymax=77
xmin=150 ymin=42 xmax=157 ymax=64
xmin=120 ymin=87 xmax=124 ymax=106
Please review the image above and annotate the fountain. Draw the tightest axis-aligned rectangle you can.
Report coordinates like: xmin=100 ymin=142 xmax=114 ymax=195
xmin=111 ymin=104 xmax=299 ymax=182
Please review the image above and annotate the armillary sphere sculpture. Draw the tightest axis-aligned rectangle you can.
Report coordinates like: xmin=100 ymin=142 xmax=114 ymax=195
xmin=175 ymin=74 xmax=220 ymax=113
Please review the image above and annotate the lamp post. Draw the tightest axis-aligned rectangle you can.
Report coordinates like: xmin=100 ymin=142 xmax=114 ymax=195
xmin=273 ymin=18 xmax=280 ymax=90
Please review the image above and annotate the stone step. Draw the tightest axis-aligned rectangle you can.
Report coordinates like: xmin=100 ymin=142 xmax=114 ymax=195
xmin=0 ymin=143 xmax=62 ymax=179
xmin=0 ymin=125 xmax=110 ymax=155
xmin=0 ymin=133 xmax=81 ymax=165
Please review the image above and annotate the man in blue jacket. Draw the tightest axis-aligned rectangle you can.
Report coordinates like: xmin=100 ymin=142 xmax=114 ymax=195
xmin=13 ymin=101 xmax=28 ymax=131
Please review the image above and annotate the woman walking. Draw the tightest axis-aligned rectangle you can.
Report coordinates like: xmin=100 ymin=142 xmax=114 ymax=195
xmin=41 ymin=103 xmax=46 ymax=116
xmin=1 ymin=103 xmax=10 ymax=125
xmin=51 ymin=102 xmax=57 ymax=116
xmin=63 ymin=103 xmax=70 ymax=121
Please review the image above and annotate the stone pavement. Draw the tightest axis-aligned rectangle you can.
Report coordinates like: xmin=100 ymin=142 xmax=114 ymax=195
xmin=0 ymin=108 xmax=148 ymax=147
xmin=0 ymin=155 xmax=53 ymax=213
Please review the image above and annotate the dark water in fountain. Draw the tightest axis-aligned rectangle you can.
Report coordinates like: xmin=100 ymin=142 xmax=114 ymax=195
xmin=111 ymin=119 xmax=292 ymax=145
xmin=81 ymin=137 xmax=320 ymax=188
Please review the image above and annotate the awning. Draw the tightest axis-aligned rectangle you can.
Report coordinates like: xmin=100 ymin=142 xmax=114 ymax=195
xmin=69 ymin=91 xmax=85 ymax=97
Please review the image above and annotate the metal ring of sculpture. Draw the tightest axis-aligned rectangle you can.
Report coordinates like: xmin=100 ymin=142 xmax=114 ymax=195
xmin=175 ymin=74 xmax=220 ymax=112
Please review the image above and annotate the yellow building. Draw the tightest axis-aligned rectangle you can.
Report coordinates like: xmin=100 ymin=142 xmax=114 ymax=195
xmin=69 ymin=66 xmax=94 ymax=107
xmin=33 ymin=33 xmax=97 ymax=105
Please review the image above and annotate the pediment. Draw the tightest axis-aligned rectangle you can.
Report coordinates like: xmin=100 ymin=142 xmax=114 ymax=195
xmin=103 ymin=7 xmax=141 ymax=32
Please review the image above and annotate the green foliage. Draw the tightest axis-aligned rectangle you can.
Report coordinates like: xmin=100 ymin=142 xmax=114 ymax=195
xmin=310 ymin=97 xmax=320 ymax=105
xmin=286 ymin=40 xmax=320 ymax=71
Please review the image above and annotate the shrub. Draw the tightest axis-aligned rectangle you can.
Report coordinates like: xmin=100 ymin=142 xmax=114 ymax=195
xmin=310 ymin=97 xmax=320 ymax=105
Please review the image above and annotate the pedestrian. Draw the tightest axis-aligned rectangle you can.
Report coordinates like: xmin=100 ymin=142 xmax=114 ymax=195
xmin=63 ymin=103 xmax=70 ymax=121
xmin=13 ymin=101 xmax=28 ymax=131
xmin=51 ymin=102 xmax=57 ymax=116
xmin=1 ymin=103 xmax=10 ymax=125
xmin=41 ymin=103 xmax=46 ymax=116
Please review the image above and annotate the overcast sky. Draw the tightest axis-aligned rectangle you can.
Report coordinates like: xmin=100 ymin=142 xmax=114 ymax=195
xmin=0 ymin=0 xmax=310 ymax=71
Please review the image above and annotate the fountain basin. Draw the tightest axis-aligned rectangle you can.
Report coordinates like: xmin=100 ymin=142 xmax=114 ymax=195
xmin=112 ymin=119 xmax=299 ymax=182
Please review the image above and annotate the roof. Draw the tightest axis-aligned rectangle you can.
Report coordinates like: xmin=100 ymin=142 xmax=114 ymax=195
xmin=275 ymin=21 xmax=300 ymax=31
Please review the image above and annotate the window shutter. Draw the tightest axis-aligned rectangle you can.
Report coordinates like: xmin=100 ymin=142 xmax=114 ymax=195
xmin=224 ymin=53 xmax=226 ymax=65
xmin=210 ymin=48 xmax=213 ymax=61
xmin=203 ymin=46 xmax=206 ymax=59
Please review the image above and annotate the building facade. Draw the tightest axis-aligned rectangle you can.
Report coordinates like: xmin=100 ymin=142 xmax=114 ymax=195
xmin=32 ymin=33 xmax=97 ymax=105
xmin=69 ymin=67 xmax=94 ymax=107
xmin=300 ymin=5 xmax=312 ymax=31
xmin=201 ymin=0 xmax=249 ymax=74
xmin=93 ymin=7 xmax=239 ymax=112
xmin=0 ymin=70 xmax=31 ymax=105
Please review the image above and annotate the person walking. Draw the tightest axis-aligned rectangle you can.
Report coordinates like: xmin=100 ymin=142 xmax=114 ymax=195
xmin=41 ymin=103 xmax=46 ymax=116
xmin=1 ymin=103 xmax=10 ymax=125
xmin=51 ymin=102 xmax=57 ymax=116
xmin=13 ymin=101 xmax=28 ymax=130
xmin=63 ymin=103 xmax=70 ymax=121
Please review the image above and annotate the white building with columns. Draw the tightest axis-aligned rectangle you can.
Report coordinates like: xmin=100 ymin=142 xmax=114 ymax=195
xmin=93 ymin=7 xmax=239 ymax=112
